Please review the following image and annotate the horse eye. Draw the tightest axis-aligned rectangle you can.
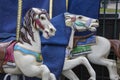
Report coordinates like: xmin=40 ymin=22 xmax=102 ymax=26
xmin=78 ymin=16 xmax=82 ymax=19
xmin=34 ymin=15 xmax=39 ymax=19
xmin=96 ymin=20 xmax=99 ymax=23
xmin=40 ymin=16 xmax=45 ymax=20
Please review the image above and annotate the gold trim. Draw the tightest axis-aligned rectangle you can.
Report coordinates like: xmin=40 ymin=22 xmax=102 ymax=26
xmin=16 ymin=0 xmax=22 ymax=41
xmin=49 ymin=0 xmax=53 ymax=19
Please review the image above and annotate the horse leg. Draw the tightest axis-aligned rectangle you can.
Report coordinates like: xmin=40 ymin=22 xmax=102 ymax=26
xmin=101 ymin=58 xmax=119 ymax=80
xmin=87 ymin=36 xmax=119 ymax=80
xmin=3 ymin=66 xmax=21 ymax=74
xmin=88 ymin=55 xmax=119 ymax=80
xmin=49 ymin=73 xmax=56 ymax=80
xmin=14 ymin=52 xmax=56 ymax=80
xmin=19 ymin=64 xmax=55 ymax=80
xmin=62 ymin=70 xmax=79 ymax=80
xmin=35 ymin=65 xmax=56 ymax=80
xmin=63 ymin=56 xmax=96 ymax=80
xmin=36 ymin=65 xmax=54 ymax=80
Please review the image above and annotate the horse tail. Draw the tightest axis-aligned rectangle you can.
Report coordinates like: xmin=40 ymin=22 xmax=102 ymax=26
xmin=109 ymin=39 xmax=120 ymax=58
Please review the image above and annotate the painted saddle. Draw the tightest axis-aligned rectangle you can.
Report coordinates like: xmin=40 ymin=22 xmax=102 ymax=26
xmin=0 ymin=41 xmax=16 ymax=73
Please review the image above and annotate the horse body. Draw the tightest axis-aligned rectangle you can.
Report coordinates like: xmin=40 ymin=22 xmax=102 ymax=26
xmin=1 ymin=8 xmax=56 ymax=80
xmin=62 ymin=13 xmax=119 ymax=80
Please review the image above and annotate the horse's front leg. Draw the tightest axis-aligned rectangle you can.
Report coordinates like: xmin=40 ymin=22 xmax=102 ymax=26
xmin=14 ymin=51 xmax=56 ymax=80
xmin=63 ymin=56 xmax=96 ymax=80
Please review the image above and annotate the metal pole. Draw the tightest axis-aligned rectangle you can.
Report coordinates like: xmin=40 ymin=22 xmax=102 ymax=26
xmin=102 ymin=0 xmax=107 ymax=37
xmin=16 ymin=0 xmax=22 ymax=41
xmin=49 ymin=0 xmax=53 ymax=19
xmin=114 ymin=0 xmax=118 ymax=39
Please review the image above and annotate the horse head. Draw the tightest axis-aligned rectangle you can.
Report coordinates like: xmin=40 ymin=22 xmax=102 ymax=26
xmin=24 ymin=8 xmax=56 ymax=39
xmin=64 ymin=13 xmax=99 ymax=32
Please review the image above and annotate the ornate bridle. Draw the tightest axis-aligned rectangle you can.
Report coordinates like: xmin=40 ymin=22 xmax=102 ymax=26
xmin=65 ymin=14 xmax=97 ymax=32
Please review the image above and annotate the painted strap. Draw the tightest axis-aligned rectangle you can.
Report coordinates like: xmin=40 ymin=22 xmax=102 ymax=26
xmin=86 ymin=18 xmax=92 ymax=27
xmin=14 ymin=45 xmax=42 ymax=62
xmin=74 ymin=21 xmax=86 ymax=27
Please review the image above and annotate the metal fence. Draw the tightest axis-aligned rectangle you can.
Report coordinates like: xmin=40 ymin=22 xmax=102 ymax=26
xmin=98 ymin=0 xmax=120 ymax=39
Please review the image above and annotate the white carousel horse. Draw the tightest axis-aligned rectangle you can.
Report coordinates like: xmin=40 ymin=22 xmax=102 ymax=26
xmin=61 ymin=13 xmax=120 ymax=80
xmin=0 ymin=8 xmax=56 ymax=80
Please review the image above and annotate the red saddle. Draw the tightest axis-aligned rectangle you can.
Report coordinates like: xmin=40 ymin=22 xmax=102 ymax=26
xmin=0 ymin=40 xmax=16 ymax=73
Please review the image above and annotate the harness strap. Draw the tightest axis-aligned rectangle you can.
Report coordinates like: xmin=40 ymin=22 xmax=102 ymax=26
xmin=66 ymin=25 xmax=75 ymax=57
xmin=14 ymin=45 xmax=42 ymax=62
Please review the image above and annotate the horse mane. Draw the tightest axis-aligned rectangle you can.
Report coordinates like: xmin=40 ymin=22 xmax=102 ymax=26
xmin=19 ymin=8 xmax=49 ymax=45
xmin=19 ymin=9 xmax=35 ymax=45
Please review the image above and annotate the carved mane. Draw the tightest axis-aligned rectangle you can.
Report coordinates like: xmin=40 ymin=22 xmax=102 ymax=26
xmin=19 ymin=8 xmax=50 ymax=45
xmin=19 ymin=9 xmax=35 ymax=45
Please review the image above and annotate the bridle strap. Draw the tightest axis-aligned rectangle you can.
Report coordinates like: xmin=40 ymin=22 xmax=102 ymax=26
xmin=34 ymin=19 xmax=45 ymax=30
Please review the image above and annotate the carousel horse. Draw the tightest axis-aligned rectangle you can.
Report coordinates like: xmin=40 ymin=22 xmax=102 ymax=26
xmin=0 ymin=8 xmax=56 ymax=80
xmin=61 ymin=13 xmax=120 ymax=80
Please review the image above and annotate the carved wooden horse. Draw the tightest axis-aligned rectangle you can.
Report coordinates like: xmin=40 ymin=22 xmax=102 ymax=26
xmin=62 ymin=13 xmax=120 ymax=80
xmin=0 ymin=8 xmax=56 ymax=80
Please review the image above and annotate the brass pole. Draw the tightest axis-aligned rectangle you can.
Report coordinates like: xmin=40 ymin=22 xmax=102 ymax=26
xmin=49 ymin=0 xmax=53 ymax=19
xmin=16 ymin=0 xmax=22 ymax=41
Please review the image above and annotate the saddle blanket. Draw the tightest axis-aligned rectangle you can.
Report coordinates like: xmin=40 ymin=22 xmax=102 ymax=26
xmin=3 ymin=41 xmax=17 ymax=67
xmin=70 ymin=35 xmax=96 ymax=58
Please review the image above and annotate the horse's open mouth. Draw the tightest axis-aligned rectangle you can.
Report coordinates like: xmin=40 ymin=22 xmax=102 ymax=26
xmin=45 ymin=31 xmax=50 ymax=38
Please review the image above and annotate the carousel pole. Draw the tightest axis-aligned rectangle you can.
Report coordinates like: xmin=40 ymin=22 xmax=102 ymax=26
xmin=16 ymin=0 xmax=22 ymax=41
xmin=10 ymin=0 xmax=23 ymax=80
xmin=49 ymin=0 xmax=53 ymax=19
xmin=66 ymin=0 xmax=68 ymax=11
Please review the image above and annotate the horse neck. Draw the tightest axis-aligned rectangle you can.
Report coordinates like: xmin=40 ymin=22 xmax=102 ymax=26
xmin=19 ymin=26 xmax=41 ymax=53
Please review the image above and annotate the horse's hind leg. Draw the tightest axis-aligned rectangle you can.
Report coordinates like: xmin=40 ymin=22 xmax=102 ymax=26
xmin=101 ymin=58 xmax=119 ymax=80
xmin=63 ymin=56 xmax=96 ymax=80
xmin=88 ymin=56 xmax=119 ymax=80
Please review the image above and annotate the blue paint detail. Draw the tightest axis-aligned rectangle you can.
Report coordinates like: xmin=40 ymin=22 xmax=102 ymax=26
xmin=75 ymin=21 xmax=86 ymax=27
xmin=14 ymin=45 xmax=42 ymax=62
